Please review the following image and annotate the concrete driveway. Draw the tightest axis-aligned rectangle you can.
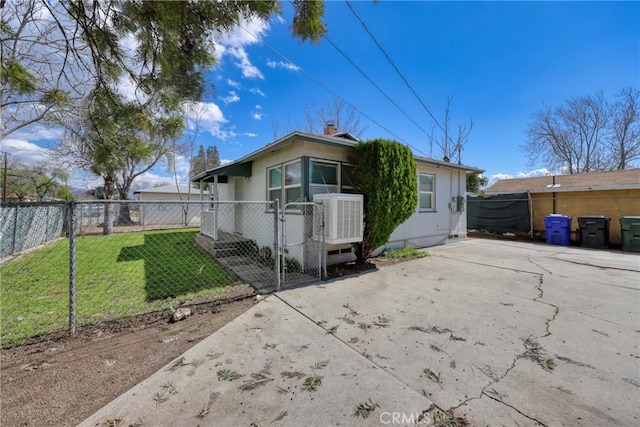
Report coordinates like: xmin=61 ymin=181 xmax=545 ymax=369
xmin=80 ymin=239 xmax=640 ymax=426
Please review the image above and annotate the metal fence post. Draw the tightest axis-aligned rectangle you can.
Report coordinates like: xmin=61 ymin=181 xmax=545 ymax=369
xmin=68 ymin=201 xmax=76 ymax=337
xmin=274 ymin=199 xmax=280 ymax=291
xmin=12 ymin=205 xmax=18 ymax=254
xmin=321 ymin=202 xmax=327 ymax=280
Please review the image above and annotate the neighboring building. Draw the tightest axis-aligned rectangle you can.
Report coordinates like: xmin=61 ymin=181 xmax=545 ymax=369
xmin=192 ymin=127 xmax=483 ymax=265
xmin=133 ymin=184 xmax=206 ymax=226
xmin=485 ymin=169 xmax=640 ymax=245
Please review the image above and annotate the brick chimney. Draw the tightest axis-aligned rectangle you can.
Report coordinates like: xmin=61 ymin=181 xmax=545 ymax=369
xmin=324 ymin=122 xmax=337 ymax=135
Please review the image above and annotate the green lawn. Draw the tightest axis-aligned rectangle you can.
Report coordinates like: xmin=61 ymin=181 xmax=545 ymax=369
xmin=1 ymin=229 xmax=238 ymax=347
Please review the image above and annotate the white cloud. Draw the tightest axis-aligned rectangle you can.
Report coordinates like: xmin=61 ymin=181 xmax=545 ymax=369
xmin=67 ymin=171 xmax=102 ymax=190
xmin=488 ymin=168 xmax=552 ymax=185
xmin=516 ymin=168 xmax=552 ymax=178
xmin=243 ymin=132 xmax=257 ymax=137
xmin=117 ymin=75 xmax=141 ymax=102
xmin=266 ymin=59 xmax=300 ymax=72
xmin=249 ymin=87 xmax=266 ymax=97
xmin=251 ymin=113 xmax=263 ymax=120
xmin=1 ymin=138 xmax=53 ymax=164
xmin=227 ymin=79 xmax=241 ymax=89
xmin=227 ymin=47 xmax=263 ymax=79
xmin=0 ymin=137 xmax=104 ymax=190
xmin=221 ymin=90 xmax=240 ymax=105
xmin=10 ymin=124 xmax=61 ymax=142
xmin=219 ymin=17 xmax=269 ymax=48
xmin=135 ymin=171 xmax=180 ymax=188
xmin=184 ymin=101 xmax=237 ymax=139
xmin=212 ymin=17 xmax=269 ymax=79
xmin=250 ymin=105 xmax=263 ymax=120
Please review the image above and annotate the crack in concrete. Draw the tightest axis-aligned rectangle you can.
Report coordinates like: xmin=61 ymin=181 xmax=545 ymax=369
xmin=433 ymin=254 xmax=543 ymax=275
xmin=449 ymin=346 xmax=522 ymax=410
xmin=554 ymin=257 xmax=640 ymax=273
xmin=446 ymin=263 xmax=559 ymax=422
xmin=527 ymin=255 xmax=553 ymax=275
xmin=483 ymin=392 xmax=548 ymax=426
xmin=532 ymin=274 xmax=560 ymax=337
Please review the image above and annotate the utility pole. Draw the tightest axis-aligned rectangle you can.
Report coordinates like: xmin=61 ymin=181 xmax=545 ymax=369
xmin=1 ymin=151 xmax=8 ymax=202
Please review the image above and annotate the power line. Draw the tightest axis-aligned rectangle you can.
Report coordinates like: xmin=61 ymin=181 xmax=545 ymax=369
xmin=344 ymin=0 xmax=451 ymax=142
xmin=324 ymin=35 xmax=431 ymax=137
xmin=238 ymin=24 xmax=429 ymax=156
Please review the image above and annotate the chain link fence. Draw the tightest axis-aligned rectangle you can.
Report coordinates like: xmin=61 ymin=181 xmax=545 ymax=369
xmin=1 ymin=199 xmax=326 ymax=348
xmin=281 ymin=202 xmax=326 ymax=288
xmin=467 ymin=193 xmax=640 ymax=247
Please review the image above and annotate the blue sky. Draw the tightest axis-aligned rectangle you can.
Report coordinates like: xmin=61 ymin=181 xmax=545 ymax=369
xmin=204 ymin=0 xmax=640 ymax=183
xmin=4 ymin=1 xmax=639 ymax=188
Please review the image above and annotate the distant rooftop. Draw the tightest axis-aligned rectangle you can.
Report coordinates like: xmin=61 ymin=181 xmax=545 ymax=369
xmin=133 ymin=185 xmax=201 ymax=195
xmin=486 ymin=169 xmax=640 ymax=194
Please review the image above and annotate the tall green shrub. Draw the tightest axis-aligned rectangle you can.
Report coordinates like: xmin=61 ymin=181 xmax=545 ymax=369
xmin=351 ymin=139 xmax=417 ymax=264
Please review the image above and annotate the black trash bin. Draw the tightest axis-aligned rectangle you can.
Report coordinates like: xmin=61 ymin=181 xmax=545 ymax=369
xmin=620 ymin=216 xmax=640 ymax=253
xmin=577 ymin=215 xmax=609 ymax=249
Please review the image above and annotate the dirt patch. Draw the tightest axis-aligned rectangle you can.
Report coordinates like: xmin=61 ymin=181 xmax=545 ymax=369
xmin=1 ymin=259 xmax=410 ymax=427
xmin=0 ymin=298 xmax=255 ymax=427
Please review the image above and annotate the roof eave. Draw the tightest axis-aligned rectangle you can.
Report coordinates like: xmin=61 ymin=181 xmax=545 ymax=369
xmin=487 ymin=183 xmax=640 ymax=194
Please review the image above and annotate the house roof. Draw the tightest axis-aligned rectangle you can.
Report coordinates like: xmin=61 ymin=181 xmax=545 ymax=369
xmin=191 ymin=131 xmax=483 ymax=182
xmin=486 ymin=169 xmax=640 ymax=194
xmin=133 ymin=185 xmax=201 ymax=195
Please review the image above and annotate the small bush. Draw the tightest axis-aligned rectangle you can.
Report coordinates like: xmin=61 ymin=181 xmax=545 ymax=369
xmin=350 ymin=139 xmax=417 ymax=264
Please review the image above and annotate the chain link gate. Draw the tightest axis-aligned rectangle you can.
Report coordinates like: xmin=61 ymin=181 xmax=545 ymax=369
xmin=279 ymin=201 xmax=326 ymax=289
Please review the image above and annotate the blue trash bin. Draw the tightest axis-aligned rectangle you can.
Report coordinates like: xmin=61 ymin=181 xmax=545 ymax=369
xmin=544 ymin=214 xmax=572 ymax=246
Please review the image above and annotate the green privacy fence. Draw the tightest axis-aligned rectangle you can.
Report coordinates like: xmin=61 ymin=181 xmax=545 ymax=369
xmin=1 ymin=202 xmax=67 ymax=258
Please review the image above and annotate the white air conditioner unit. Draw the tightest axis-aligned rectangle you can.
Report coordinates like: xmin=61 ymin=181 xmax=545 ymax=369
xmin=313 ymin=193 xmax=364 ymax=244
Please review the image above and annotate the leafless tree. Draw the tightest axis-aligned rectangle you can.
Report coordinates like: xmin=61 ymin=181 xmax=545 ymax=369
xmin=523 ymin=92 xmax=609 ymax=174
xmin=270 ymin=97 xmax=367 ymax=140
xmin=302 ymin=97 xmax=367 ymax=138
xmin=428 ymin=96 xmax=473 ymax=164
xmin=608 ymin=87 xmax=640 ymax=170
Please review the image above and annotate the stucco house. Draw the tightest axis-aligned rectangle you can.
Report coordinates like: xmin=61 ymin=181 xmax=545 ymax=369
xmin=133 ymin=184 xmax=203 ymax=226
xmin=485 ymin=169 xmax=640 ymax=245
xmin=192 ymin=127 xmax=483 ymax=266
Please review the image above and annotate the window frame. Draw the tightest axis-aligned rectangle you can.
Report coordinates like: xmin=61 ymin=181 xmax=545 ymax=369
xmin=309 ymin=159 xmax=339 ymax=197
xmin=418 ymin=173 xmax=436 ymax=212
xmin=283 ymin=159 xmax=302 ymax=205
xmin=266 ymin=159 xmax=304 ymax=210
xmin=340 ymin=163 xmax=356 ymax=193
xmin=267 ymin=164 xmax=282 ymax=205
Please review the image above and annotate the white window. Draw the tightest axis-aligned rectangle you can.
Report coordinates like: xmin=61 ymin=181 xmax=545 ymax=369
xmin=309 ymin=160 xmax=338 ymax=198
xmin=268 ymin=160 xmax=302 ymax=207
xmin=419 ymin=173 xmax=435 ymax=211
xmin=267 ymin=165 xmax=282 ymax=202
xmin=284 ymin=160 xmax=302 ymax=204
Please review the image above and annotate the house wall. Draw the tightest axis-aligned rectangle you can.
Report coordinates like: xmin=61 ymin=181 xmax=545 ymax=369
xmin=212 ymin=182 xmax=232 ymax=201
xmin=238 ymin=139 xmax=354 ymax=267
xmin=213 ymin=137 xmax=472 ymax=265
xmin=137 ymin=192 xmax=202 ymax=226
xmin=530 ymin=189 xmax=640 ymax=245
xmin=385 ymin=165 xmax=468 ymax=250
